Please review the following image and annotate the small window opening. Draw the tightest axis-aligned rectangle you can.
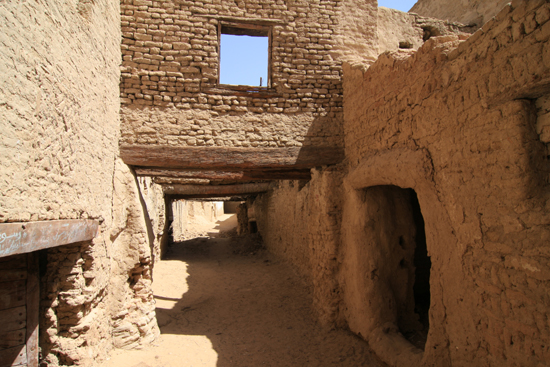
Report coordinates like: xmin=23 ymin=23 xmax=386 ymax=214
xmin=219 ymin=23 xmax=270 ymax=87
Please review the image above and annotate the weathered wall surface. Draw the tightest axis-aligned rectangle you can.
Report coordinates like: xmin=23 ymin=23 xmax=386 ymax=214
xmin=253 ymin=169 xmax=344 ymax=326
xmin=0 ymin=0 xmax=120 ymax=223
xmin=0 ymin=1 xmax=160 ymax=365
xmin=108 ymin=162 xmax=160 ymax=351
xmin=410 ymin=0 xmax=511 ymax=27
xmin=119 ymin=0 xmax=382 ymax=150
xmin=136 ymin=176 xmax=167 ymax=263
xmin=343 ymin=1 xmax=550 ymax=365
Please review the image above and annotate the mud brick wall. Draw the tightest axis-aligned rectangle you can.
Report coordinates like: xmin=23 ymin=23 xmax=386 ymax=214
xmin=342 ymin=1 xmax=550 ymax=365
xmin=119 ymin=0 xmax=379 ymax=149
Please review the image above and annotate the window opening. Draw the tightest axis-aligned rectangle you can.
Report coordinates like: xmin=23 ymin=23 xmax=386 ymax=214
xmin=219 ymin=23 xmax=270 ymax=87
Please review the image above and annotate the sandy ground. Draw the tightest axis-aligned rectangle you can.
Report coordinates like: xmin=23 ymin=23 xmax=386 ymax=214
xmin=101 ymin=214 xmax=385 ymax=367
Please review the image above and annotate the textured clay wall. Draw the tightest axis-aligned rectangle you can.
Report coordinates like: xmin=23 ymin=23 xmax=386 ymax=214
xmin=1 ymin=1 xmax=160 ymax=365
xmin=342 ymin=1 xmax=550 ymax=365
xmin=0 ymin=0 xmax=120 ymax=223
xmin=119 ymin=0 xmax=379 ymax=149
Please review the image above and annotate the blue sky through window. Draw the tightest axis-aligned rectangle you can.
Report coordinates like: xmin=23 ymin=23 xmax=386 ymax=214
xmin=378 ymin=0 xmax=417 ymax=12
xmin=220 ymin=34 xmax=268 ymax=86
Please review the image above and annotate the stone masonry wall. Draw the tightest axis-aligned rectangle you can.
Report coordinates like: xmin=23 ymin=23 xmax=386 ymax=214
xmin=119 ymin=0 xmax=379 ymax=149
xmin=342 ymin=1 xmax=550 ymax=365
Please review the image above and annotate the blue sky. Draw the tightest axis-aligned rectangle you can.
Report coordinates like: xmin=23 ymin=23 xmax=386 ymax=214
xmin=220 ymin=1 xmax=417 ymax=86
xmin=378 ymin=0 xmax=417 ymax=12
xmin=219 ymin=34 xmax=268 ymax=86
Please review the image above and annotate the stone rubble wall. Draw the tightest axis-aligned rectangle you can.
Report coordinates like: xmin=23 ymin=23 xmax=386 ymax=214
xmin=119 ymin=0 xmax=382 ymax=149
xmin=40 ymin=240 xmax=111 ymax=366
xmin=342 ymin=1 xmax=550 ymax=365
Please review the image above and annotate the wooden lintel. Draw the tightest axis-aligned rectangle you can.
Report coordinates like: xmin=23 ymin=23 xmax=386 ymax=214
xmin=0 ymin=219 xmax=99 ymax=258
xmin=121 ymin=145 xmax=344 ymax=171
xmin=163 ymin=183 xmax=271 ymax=198
xmin=135 ymin=167 xmax=311 ymax=181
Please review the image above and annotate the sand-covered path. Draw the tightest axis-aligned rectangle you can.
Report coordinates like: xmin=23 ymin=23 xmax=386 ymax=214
xmin=101 ymin=214 xmax=384 ymax=367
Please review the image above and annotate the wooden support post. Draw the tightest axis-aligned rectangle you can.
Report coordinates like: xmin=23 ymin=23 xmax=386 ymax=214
xmin=26 ymin=252 xmax=39 ymax=367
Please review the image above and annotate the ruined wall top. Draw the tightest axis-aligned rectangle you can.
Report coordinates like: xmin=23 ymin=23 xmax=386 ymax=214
xmin=410 ymin=0 xmax=511 ymax=27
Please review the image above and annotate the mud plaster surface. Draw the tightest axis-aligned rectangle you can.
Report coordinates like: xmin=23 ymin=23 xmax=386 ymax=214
xmin=100 ymin=214 xmax=384 ymax=367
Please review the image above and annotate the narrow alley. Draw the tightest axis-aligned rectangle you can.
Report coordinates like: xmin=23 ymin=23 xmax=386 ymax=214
xmin=101 ymin=214 xmax=385 ymax=367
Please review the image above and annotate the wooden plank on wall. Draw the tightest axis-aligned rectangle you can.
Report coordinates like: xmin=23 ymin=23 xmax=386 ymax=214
xmin=0 ymin=254 xmax=26 ymax=268
xmin=0 ymin=270 xmax=26 ymax=283
xmin=0 ymin=306 xmax=26 ymax=332
xmin=0 ymin=345 xmax=26 ymax=367
xmin=120 ymin=145 xmax=344 ymax=170
xmin=0 ymin=219 xmax=99 ymax=258
xmin=26 ymin=252 xmax=38 ymax=367
xmin=0 ymin=330 xmax=25 ymax=350
xmin=0 ymin=281 xmax=26 ymax=310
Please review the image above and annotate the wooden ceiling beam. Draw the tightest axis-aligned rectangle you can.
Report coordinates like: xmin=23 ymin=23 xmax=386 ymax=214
xmin=162 ymin=182 xmax=271 ymax=199
xmin=120 ymin=145 xmax=343 ymax=171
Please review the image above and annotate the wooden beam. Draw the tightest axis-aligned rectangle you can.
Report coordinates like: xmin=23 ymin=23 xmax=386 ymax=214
xmin=0 ymin=219 xmax=99 ymax=258
xmin=163 ymin=183 xmax=271 ymax=199
xmin=136 ymin=169 xmax=245 ymax=180
xmin=120 ymin=145 xmax=343 ymax=170
xmin=135 ymin=168 xmax=311 ymax=181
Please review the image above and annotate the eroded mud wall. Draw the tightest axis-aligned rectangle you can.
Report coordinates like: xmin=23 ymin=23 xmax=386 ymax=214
xmin=343 ymin=1 xmax=550 ymax=366
xmin=253 ymin=169 xmax=344 ymax=326
xmin=1 ymin=0 xmax=159 ymax=364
